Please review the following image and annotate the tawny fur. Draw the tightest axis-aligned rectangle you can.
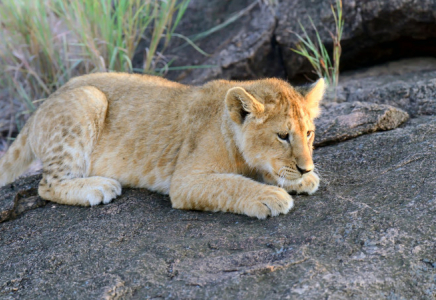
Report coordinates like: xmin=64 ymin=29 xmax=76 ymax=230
xmin=0 ymin=73 xmax=325 ymax=219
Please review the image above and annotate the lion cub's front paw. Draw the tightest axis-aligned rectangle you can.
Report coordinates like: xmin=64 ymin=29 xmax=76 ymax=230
xmin=86 ymin=177 xmax=122 ymax=206
xmin=245 ymin=186 xmax=294 ymax=219
xmin=285 ymin=172 xmax=319 ymax=195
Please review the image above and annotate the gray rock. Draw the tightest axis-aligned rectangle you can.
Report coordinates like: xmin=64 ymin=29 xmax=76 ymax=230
xmin=165 ymin=0 xmax=436 ymax=84
xmin=276 ymin=0 xmax=436 ymax=79
xmin=331 ymin=58 xmax=436 ymax=117
xmin=173 ymin=1 xmax=284 ymax=84
xmin=0 ymin=177 xmax=45 ymax=223
xmin=315 ymin=101 xmax=409 ymax=146
xmin=1 ymin=116 xmax=436 ymax=299
xmin=347 ymin=77 xmax=436 ymax=117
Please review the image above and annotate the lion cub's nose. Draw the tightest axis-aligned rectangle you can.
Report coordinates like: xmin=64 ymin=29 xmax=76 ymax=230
xmin=296 ymin=165 xmax=312 ymax=175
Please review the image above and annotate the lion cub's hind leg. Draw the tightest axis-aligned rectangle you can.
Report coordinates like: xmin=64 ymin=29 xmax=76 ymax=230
xmin=33 ymin=86 xmax=122 ymax=206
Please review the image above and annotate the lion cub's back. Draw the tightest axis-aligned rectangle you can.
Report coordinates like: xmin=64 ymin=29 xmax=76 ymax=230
xmin=62 ymin=73 xmax=190 ymax=193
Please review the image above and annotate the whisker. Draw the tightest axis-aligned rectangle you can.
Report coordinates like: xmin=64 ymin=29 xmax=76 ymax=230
xmin=277 ymin=166 xmax=287 ymax=187
xmin=313 ymin=164 xmax=331 ymax=185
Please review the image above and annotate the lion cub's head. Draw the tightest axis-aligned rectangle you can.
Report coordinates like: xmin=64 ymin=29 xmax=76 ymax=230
xmin=225 ymin=78 xmax=325 ymax=186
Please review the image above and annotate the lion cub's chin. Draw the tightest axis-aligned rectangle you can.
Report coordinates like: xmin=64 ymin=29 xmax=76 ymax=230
xmin=276 ymin=176 xmax=303 ymax=188
xmin=262 ymin=172 xmax=302 ymax=187
xmin=265 ymin=171 xmax=319 ymax=195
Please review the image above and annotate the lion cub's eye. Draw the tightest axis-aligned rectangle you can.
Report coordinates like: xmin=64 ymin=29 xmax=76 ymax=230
xmin=307 ymin=130 xmax=314 ymax=139
xmin=277 ymin=132 xmax=289 ymax=142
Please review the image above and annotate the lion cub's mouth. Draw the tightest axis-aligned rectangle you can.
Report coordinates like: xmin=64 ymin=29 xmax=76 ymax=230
xmin=273 ymin=172 xmax=303 ymax=186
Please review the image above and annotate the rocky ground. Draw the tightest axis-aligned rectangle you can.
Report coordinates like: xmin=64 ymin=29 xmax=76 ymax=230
xmin=1 ymin=0 xmax=436 ymax=297
xmin=1 ymin=58 xmax=435 ymax=299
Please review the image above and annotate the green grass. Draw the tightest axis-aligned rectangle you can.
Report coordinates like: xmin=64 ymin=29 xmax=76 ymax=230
xmin=0 ymin=0 xmax=192 ymax=118
xmin=291 ymin=0 xmax=344 ymax=93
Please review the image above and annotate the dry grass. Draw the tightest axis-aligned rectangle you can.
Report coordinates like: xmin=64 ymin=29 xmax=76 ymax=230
xmin=0 ymin=0 xmax=192 ymax=122
xmin=290 ymin=0 xmax=344 ymax=93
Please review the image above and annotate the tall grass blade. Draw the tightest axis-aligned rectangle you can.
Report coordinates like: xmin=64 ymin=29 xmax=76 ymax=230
xmin=290 ymin=0 xmax=344 ymax=97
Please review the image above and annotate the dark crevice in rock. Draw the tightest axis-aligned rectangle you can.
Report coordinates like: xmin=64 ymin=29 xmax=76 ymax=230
xmin=420 ymin=259 xmax=436 ymax=269
xmin=340 ymin=36 xmax=436 ymax=73
xmin=166 ymin=259 xmax=179 ymax=279
xmin=271 ymin=21 xmax=288 ymax=80
xmin=276 ymin=0 xmax=436 ymax=82
xmin=240 ymin=16 xmax=287 ymax=80
xmin=287 ymin=36 xmax=436 ymax=83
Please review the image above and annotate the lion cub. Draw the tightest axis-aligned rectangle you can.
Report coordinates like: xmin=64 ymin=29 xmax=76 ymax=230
xmin=0 ymin=73 xmax=324 ymax=219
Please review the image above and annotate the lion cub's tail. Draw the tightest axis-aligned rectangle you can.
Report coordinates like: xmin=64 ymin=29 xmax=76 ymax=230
xmin=0 ymin=123 xmax=35 ymax=187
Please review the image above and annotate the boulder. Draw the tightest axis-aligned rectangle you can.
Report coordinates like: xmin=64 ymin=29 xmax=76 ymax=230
xmin=167 ymin=0 xmax=284 ymax=84
xmin=315 ymin=101 xmax=409 ymax=146
xmin=333 ymin=58 xmax=436 ymax=117
xmin=167 ymin=0 xmax=436 ymax=83
xmin=276 ymin=0 xmax=436 ymax=80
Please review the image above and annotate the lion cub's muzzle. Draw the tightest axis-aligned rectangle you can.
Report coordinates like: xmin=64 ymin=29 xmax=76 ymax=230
xmin=276 ymin=166 xmax=302 ymax=181
xmin=296 ymin=165 xmax=313 ymax=175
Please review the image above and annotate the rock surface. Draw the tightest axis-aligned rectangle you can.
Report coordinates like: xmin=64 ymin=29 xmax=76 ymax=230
xmin=3 ymin=0 xmax=436 ymax=136
xmin=315 ymin=101 xmax=409 ymax=146
xmin=1 ymin=58 xmax=436 ymax=299
xmin=333 ymin=58 xmax=436 ymax=117
xmin=168 ymin=0 xmax=284 ymax=84
xmin=2 ymin=3 xmax=436 ymax=293
xmin=167 ymin=0 xmax=436 ymax=84
xmin=276 ymin=0 xmax=436 ymax=79
xmin=1 ymin=116 xmax=436 ymax=299
xmin=0 ymin=178 xmax=45 ymax=223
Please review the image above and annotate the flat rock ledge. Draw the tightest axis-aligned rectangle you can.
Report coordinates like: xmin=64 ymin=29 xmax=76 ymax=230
xmin=328 ymin=58 xmax=436 ymax=117
xmin=1 ymin=116 xmax=435 ymax=299
xmin=315 ymin=101 xmax=409 ymax=146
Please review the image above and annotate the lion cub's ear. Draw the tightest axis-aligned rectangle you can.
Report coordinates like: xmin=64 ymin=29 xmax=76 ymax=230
xmin=303 ymin=78 xmax=325 ymax=119
xmin=225 ymin=87 xmax=265 ymax=124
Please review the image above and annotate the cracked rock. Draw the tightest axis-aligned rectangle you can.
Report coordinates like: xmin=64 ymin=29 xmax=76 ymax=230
xmin=0 ymin=175 xmax=45 ymax=223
